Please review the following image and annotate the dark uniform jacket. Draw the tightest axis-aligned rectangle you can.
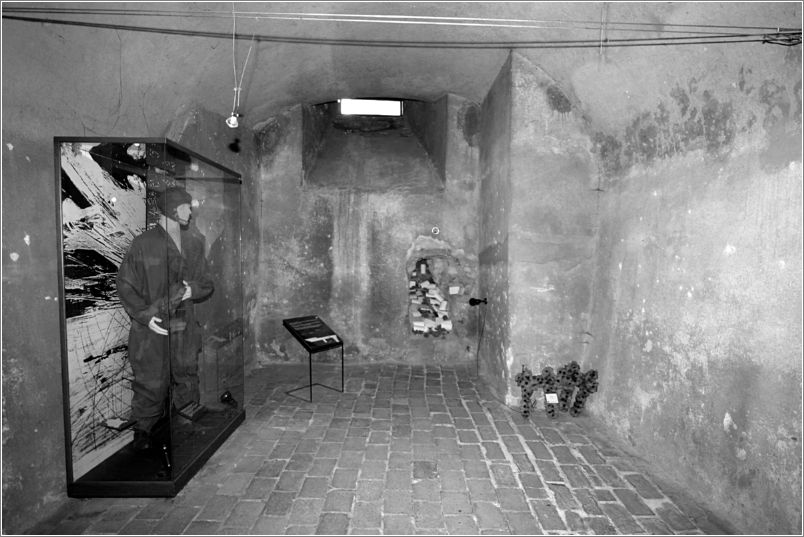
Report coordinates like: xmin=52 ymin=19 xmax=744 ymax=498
xmin=116 ymin=224 xmax=214 ymax=428
xmin=117 ymin=225 xmax=213 ymax=326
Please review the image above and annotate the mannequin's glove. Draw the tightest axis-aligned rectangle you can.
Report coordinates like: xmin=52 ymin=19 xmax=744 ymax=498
xmin=181 ymin=280 xmax=192 ymax=301
xmin=148 ymin=316 xmax=169 ymax=335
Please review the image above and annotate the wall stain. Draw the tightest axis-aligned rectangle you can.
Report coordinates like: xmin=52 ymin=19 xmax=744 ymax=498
xmin=591 ymin=132 xmax=623 ymax=176
xmin=701 ymin=90 xmax=736 ymax=153
xmin=758 ymin=80 xmax=791 ymax=129
xmin=593 ymin=80 xmax=741 ymax=174
xmin=738 ymin=66 xmax=753 ymax=94
xmin=258 ymin=114 xmax=290 ymax=166
xmin=759 ymin=80 xmax=802 ymax=171
xmin=593 ymin=62 xmax=803 ymax=181
xmin=459 ymin=102 xmax=480 ymax=147
xmin=546 ymin=85 xmax=573 ymax=114
xmin=479 ymin=235 xmax=508 ymax=265
xmin=736 ymin=467 xmax=758 ymax=488
xmin=670 ymin=86 xmax=691 ymax=116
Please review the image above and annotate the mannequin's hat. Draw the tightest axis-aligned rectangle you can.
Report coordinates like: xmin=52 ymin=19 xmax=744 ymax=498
xmin=157 ymin=186 xmax=192 ymax=216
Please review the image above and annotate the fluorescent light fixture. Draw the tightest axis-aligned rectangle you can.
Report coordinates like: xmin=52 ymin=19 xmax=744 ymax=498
xmin=339 ymin=99 xmax=402 ymax=116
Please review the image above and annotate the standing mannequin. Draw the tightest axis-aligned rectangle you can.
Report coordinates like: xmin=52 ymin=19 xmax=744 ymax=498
xmin=117 ymin=186 xmax=214 ymax=450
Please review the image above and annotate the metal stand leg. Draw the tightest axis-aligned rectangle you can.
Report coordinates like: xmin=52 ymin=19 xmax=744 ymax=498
xmin=285 ymin=344 xmax=345 ymax=402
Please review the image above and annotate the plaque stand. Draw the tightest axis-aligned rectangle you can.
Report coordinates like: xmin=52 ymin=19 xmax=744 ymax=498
xmin=282 ymin=315 xmax=344 ymax=401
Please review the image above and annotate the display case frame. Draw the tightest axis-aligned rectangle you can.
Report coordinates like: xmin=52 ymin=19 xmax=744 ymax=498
xmin=55 ymin=137 xmax=245 ymax=497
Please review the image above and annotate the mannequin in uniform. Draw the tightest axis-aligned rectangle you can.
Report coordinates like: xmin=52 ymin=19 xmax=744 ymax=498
xmin=117 ymin=186 xmax=214 ymax=450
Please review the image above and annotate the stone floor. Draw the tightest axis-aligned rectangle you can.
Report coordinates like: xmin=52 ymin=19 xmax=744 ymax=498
xmin=29 ymin=363 xmax=736 ymax=535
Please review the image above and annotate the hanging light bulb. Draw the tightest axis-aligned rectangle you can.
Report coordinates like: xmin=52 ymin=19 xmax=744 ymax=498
xmin=225 ymin=8 xmax=255 ymax=130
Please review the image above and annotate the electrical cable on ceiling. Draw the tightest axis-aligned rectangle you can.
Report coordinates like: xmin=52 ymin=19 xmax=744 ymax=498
xmin=2 ymin=11 xmax=800 ymax=48
xmin=233 ymin=11 xmax=800 ymax=38
xmin=3 ymin=5 xmax=799 ymax=36
xmin=235 ymin=10 xmax=797 ymax=32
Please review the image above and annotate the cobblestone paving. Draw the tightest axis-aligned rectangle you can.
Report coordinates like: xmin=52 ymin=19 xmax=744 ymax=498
xmin=31 ymin=364 xmax=736 ymax=535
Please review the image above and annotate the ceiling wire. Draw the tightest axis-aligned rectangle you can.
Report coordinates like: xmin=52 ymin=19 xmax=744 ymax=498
xmin=229 ymin=5 xmax=256 ymax=119
xmin=232 ymin=4 xmax=238 ymax=100
xmin=2 ymin=13 xmax=800 ymax=49
xmin=234 ymin=10 xmax=795 ymax=32
xmin=232 ymin=11 xmax=799 ymax=36
xmin=2 ymin=5 xmax=800 ymax=36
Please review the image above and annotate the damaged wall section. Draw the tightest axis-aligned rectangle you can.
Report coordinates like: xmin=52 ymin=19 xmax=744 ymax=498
xmin=408 ymin=259 xmax=454 ymax=336
xmin=406 ymin=236 xmax=474 ymax=338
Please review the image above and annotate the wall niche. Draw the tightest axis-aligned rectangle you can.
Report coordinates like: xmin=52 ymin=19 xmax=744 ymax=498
xmin=405 ymin=236 xmax=475 ymax=338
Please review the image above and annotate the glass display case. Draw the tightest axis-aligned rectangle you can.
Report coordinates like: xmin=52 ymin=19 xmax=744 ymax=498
xmin=55 ymin=137 xmax=244 ymax=497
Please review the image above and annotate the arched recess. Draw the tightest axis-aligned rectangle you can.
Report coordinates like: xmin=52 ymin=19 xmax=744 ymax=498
xmin=404 ymin=235 xmax=476 ymax=337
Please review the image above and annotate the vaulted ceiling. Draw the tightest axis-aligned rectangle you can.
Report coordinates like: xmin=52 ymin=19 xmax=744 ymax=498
xmin=2 ymin=2 xmax=799 ymax=135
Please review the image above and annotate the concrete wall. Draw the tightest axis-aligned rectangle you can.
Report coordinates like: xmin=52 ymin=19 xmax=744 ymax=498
xmin=584 ymin=84 xmax=803 ymax=537
xmin=477 ymin=53 xmax=596 ymax=405
xmin=477 ymin=54 xmax=513 ymax=398
xmin=407 ymin=96 xmax=449 ymax=183
xmin=507 ymin=54 xmax=597 ymax=404
xmin=589 ymin=147 xmax=802 ymax=535
xmin=251 ymin=96 xmax=481 ymax=367
xmin=2 ymin=130 xmax=67 ymax=536
xmin=577 ymin=12 xmax=803 ymax=534
xmin=477 ymin=34 xmax=801 ymax=532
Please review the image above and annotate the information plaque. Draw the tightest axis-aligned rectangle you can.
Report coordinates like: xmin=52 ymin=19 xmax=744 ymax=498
xmin=282 ymin=316 xmax=344 ymax=401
